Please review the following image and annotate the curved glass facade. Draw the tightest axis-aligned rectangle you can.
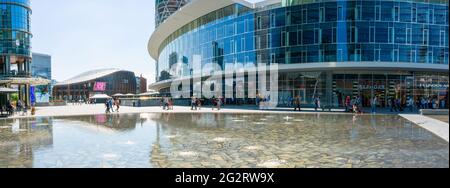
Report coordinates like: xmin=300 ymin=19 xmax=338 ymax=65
xmin=0 ymin=0 xmax=32 ymax=58
xmin=157 ymin=0 xmax=448 ymax=81
xmin=152 ymin=0 xmax=449 ymax=108
xmin=0 ymin=0 xmax=32 ymax=107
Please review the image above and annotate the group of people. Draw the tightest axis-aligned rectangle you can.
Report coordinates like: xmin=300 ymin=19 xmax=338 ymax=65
xmin=292 ymin=96 xmax=323 ymax=112
xmin=211 ymin=97 xmax=223 ymax=111
xmin=345 ymin=96 xmax=363 ymax=114
xmin=105 ymin=98 xmax=121 ymax=114
xmin=161 ymin=97 xmax=174 ymax=111
xmin=0 ymin=100 xmax=28 ymax=116
xmin=418 ymin=97 xmax=446 ymax=110
xmin=190 ymin=97 xmax=202 ymax=110
xmin=190 ymin=96 xmax=224 ymax=111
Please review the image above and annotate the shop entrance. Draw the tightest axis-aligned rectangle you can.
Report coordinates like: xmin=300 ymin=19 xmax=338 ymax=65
xmin=359 ymin=79 xmax=387 ymax=108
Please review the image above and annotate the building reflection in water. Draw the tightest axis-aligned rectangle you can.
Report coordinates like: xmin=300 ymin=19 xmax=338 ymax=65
xmin=0 ymin=117 xmax=53 ymax=168
xmin=55 ymin=114 xmax=140 ymax=132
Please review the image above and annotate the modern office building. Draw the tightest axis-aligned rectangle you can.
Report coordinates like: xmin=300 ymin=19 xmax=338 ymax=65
xmin=31 ymin=53 xmax=52 ymax=103
xmin=136 ymin=75 xmax=148 ymax=94
xmin=52 ymin=69 xmax=137 ymax=101
xmin=0 ymin=0 xmax=36 ymax=106
xmin=156 ymin=0 xmax=191 ymax=27
xmin=148 ymin=0 xmax=449 ymax=108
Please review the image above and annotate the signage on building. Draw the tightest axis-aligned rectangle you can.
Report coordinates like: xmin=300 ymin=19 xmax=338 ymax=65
xmin=359 ymin=84 xmax=386 ymax=90
xmin=417 ymin=83 xmax=449 ymax=89
xmin=94 ymin=82 xmax=107 ymax=91
xmin=30 ymin=86 xmax=36 ymax=104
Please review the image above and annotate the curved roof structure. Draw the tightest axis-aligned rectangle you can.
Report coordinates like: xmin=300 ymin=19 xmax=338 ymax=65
xmin=55 ymin=69 xmax=123 ymax=86
xmin=148 ymin=0 xmax=256 ymax=60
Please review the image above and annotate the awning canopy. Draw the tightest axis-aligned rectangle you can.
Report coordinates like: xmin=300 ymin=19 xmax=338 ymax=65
xmin=0 ymin=77 xmax=51 ymax=86
xmin=137 ymin=92 xmax=160 ymax=96
xmin=113 ymin=93 xmax=124 ymax=97
xmin=90 ymin=94 xmax=112 ymax=99
xmin=0 ymin=87 xmax=18 ymax=94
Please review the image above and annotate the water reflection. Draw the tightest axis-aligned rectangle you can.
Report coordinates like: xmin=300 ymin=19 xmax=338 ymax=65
xmin=0 ymin=118 xmax=53 ymax=168
xmin=0 ymin=113 xmax=448 ymax=168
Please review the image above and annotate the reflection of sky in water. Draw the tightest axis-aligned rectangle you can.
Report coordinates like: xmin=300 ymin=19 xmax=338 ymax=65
xmin=0 ymin=114 xmax=448 ymax=168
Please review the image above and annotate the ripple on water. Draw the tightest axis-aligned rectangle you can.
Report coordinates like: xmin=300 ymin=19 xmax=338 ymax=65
xmin=283 ymin=116 xmax=293 ymax=121
xmin=257 ymin=160 xmax=287 ymax=168
xmin=244 ymin=146 xmax=264 ymax=151
xmin=253 ymin=122 xmax=266 ymax=125
xmin=212 ymin=137 xmax=231 ymax=142
xmin=178 ymin=151 xmax=198 ymax=158
xmin=166 ymin=135 xmax=180 ymax=139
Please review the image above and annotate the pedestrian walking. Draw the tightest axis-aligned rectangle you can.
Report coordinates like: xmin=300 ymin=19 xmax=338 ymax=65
xmin=197 ymin=98 xmax=202 ymax=110
xmin=371 ymin=96 xmax=378 ymax=114
xmin=441 ymin=99 xmax=446 ymax=109
xmin=407 ymin=97 xmax=414 ymax=112
xmin=211 ymin=97 xmax=217 ymax=111
xmin=169 ymin=98 xmax=174 ymax=110
xmin=217 ymin=97 xmax=222 ymax=111
xmin=105 ymin=100 xmax=111 ymax=114
xmin=115 ymin=98 xmax=121 ymax=112
xmin=16 ymin=100 xmax=23 ymax=115
xmin=294 ymin=96 xmax=301 ymax=111
xmin=345 ymin=96 xmax=351 ymax=112
xmin=191 ymin=96 xmax=197 ymax=110
xmin=314 ymin=96 xmax=321 ymax=111
xmin=108 ymin=99 xmax=114 ymax=113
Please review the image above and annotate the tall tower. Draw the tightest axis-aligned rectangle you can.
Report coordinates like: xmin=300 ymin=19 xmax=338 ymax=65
xmin=155 ymin=0 xmax=190 ymax=28
xmin=0 ymin=0 xmax=33 ymax=106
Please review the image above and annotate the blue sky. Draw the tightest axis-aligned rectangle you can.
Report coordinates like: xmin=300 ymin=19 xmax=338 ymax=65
xmin=32 ymin=0 xmax=264 ymax=84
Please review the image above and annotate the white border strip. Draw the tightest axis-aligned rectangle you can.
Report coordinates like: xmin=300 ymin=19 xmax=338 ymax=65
xmin=400 ymin=114 xmax=449 ymax=142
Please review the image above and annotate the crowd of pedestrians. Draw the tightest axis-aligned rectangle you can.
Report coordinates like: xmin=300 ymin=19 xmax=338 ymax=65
xmin=0 ymin=100 xmax=28 ymax=117
xmin=161 ymin=97 xmax=174 ymax=111
xmin=105 ymin=98 xmax=121 ymax=114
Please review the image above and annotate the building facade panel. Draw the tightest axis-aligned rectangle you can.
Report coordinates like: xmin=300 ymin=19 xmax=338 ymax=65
xmin=149 ymin=0 xmax=449 ymax=108
xmin=31 ymin=53 xmax=52 ymax=103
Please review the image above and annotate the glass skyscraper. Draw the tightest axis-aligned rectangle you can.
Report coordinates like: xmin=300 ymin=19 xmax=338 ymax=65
xmin=148 ymin=0 xmax=449 ymax=108
xmin=0 ymin=0 xmax=33 ymax=106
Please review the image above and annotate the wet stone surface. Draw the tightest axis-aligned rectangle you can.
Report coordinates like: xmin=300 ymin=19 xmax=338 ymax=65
xmin=0 ymin=113 xmax=448 ymax=168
